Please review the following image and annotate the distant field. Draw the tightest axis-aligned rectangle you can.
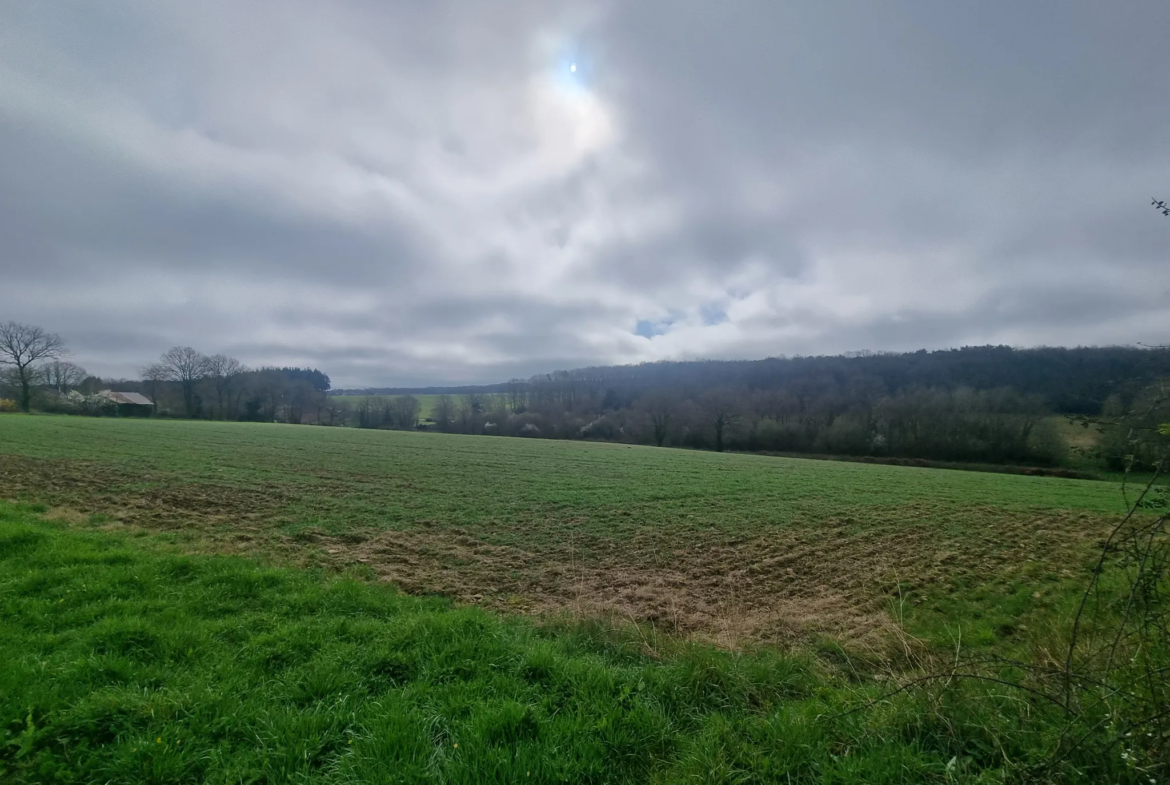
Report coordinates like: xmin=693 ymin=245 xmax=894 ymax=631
xmin=329 ymin=393 xmax=444 ymax=420
xmin=0 ymin=416 xmax=1133 ymax=651
xmin=1045 ymin=414 xmax=1106 ymax=463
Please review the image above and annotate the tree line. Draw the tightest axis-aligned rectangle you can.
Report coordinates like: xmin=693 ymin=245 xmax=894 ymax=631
xmin=6 ymin=319 xmax=1168 ymax=468
xmin=335 ymin=345 xmax=1170 ymax=468
xmin=338 ymin=346 xmax=1170 ymax=416
xmin=138 ymin=347 xmax=331 ymax=423
xmin=396 ymin=384 xmax=1063 ymax=466
xmin=0 ymin=322 xmax=332 ymax=424
xmin=507 ymin=346 xmax=1170 ymax=416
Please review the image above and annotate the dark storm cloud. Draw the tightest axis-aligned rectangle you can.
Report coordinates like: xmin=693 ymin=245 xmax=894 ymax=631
xmin=1 ymin=1 xmax=1168 ymax=386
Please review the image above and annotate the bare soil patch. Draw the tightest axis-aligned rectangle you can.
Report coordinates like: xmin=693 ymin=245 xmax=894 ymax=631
xmin=297 ymin=505 xmax=1112 ymax=650
xmin=0 ymin=454 xmax=291 ymax=530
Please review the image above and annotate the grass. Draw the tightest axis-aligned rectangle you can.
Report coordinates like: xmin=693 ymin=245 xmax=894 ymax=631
xmin=0 ymin=416 xmax=1140 ymax=652
xmin=0 ymin=501 xmax=1145 ymax=783
xmin=330 ymin=394 xmax=444 ymax=420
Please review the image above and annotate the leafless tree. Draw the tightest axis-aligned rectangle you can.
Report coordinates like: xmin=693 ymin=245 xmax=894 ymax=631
xmin=391 ymin=395 xmax=421 ymax=430
xmin=204 ymin=354 xmax=246 ymax=420
xmin=639 ymin=389 xmax=677 ymax=447
xmin=42 ymin=360 xmax=88 ymax=394
xmin=486 ymin=393 xmax=511 ymax=429
xmin=433 ymin=394 xmax=456 ymax=432
xmin=321 ymin=396 xmax=351 ymax=426
xmin=701 ymin=390 xmax=741 ymax=452
xmin=156 ymin=346 xmax=209 ymax=418
xmin=0 ymin=321 xmax=67 ymax=412
xmin=139 ymin=363 xmax=169 ymax=414
xmin=460 ymin=392 xmax=487 ymax=434
xmin=506 ymin=378 xmax=528 ymax=412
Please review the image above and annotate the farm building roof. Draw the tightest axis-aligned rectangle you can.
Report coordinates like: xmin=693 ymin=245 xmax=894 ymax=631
xmin=99 ymin=391 xmax=153 ymax=406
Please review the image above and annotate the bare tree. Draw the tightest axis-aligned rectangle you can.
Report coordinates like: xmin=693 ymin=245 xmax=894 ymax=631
xmin=433 ymin=394 xmax=456 ymax=432
xmin=157 ymin=346 xmax=209 ymax=418
xmin=139 ymin=362 xmax=169 ymax=414
xmin=204 ymin=354 xmax=246 ymax=420
xmin=639 ymin=389 xmax=677 ymax=447
xmin=701 ymin=390 xmax=741 ymax=453
xmin=320 ymin=396 xmax=351 ymax=426
xmin=42 ymin=360 xmax=88 ymax=394
xmin=0 ymin=321 xmax=67 ymax=412
xmin=460 ymin=392 xmax=487 ymax=434
xmin=390 ymin=395 xmax=421 ymax=430
xmin=506 ymin=378 xmax=528 ymax=412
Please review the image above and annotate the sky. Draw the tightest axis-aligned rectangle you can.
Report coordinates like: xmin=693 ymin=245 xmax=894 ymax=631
xmin=2 ymin=1 xmax=1169 ymax=387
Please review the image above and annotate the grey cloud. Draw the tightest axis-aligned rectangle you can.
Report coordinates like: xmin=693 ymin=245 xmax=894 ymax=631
xmin=1 ymin=1 xmax=1168 ymax=387
xmin=601 ymin=3 xmax=1170 ymax=160
xmin=589 ymin=211 xmax=809 ymax=291
xmin=0 ymin=112 xmax=431 ymax=291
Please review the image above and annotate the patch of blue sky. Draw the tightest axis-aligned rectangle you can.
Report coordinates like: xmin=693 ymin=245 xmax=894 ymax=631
xmin=635 ymin=319 xmax=670 ymax=338
xmin=700 ymin=304 xmax=729 ymax=326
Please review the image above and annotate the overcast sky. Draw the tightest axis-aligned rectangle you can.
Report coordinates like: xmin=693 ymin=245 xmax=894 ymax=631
xmin=2 ymin=2 xmax=1168 ymax=387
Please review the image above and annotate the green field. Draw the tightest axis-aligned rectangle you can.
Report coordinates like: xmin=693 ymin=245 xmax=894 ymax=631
xmin=0 ymin=416 xmax=1131 ymax=649
xmin=330 ymin=394 xmax=445 ymax=420
xmin=0 ymin=416 xmax=1157 ymax=781
xmin=5 ymin=498 xmax=1109 ymax=784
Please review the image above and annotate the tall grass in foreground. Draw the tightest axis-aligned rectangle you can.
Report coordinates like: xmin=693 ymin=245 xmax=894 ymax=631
xmin=0 ymin=502 xmax=1146 ymax=784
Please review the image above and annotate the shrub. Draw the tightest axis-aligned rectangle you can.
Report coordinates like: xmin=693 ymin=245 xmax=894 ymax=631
xmin=815 ymin=413 xmax=874 ymax=456
xmin=1026 ymin=416 xmax=1068 ymax=466
xmin=0 ymin=398 xmax=16 ymax=412
xmin=41 ymin=391 xmax=118 ymax=417
xmin=579 ymin=416 xmax=619 ymax=441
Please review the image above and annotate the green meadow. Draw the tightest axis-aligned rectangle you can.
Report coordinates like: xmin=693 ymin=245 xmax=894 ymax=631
xmin=0 ymin=415 xmax=1158 ymax=782
xmin=330 ymin=394 xmax=444 ymax=420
